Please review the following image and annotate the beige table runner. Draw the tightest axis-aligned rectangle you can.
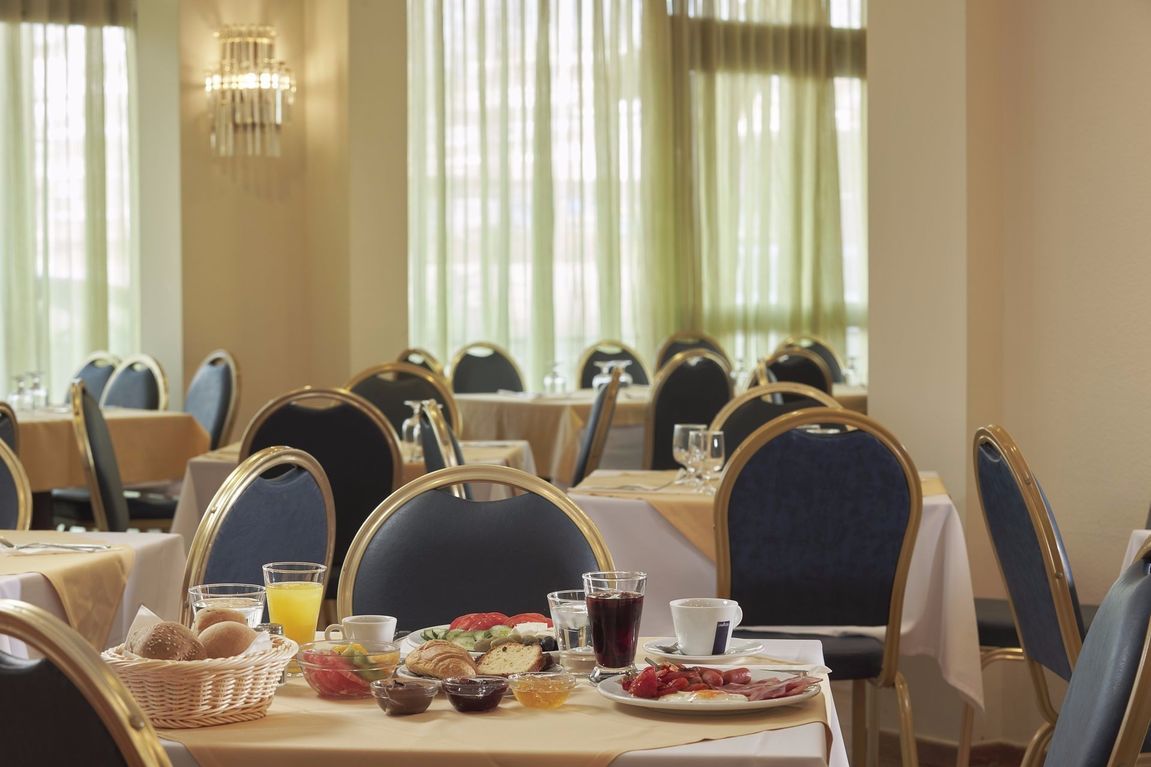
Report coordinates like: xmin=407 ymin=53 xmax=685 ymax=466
xmin=0 ymin=530 xmax=135 ymax=649
xmin=572 ymin=470 xmax=951 ymax=562
xmin=163 ymin=673 xmax=829 ymax=767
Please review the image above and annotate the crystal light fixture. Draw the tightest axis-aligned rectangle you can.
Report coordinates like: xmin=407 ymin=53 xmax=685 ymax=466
xmin=204 ymin=25 xmax=295 ymax=158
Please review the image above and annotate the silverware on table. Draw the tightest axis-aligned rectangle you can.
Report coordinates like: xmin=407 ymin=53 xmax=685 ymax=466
xmin=0 ymin=536 xmax=112 ymax=553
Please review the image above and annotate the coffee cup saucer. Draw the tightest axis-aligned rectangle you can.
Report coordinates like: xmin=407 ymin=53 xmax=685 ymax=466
xmin=642 ymin=637 xmax=765 ymax=664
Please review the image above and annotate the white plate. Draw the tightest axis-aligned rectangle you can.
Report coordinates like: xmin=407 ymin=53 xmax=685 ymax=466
xmin=597 ymin=667 xmax=821 ymax=714
xmin=401 ymin=624 xmax=555 ymax=657
xmin=642 ymin=637 xmax=765 ymax=664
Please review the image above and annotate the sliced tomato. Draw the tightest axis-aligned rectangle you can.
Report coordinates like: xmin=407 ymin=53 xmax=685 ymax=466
xmin=505 ymin=612 xmax=553 ymax=628
xmin=449 ymin=612 xmax=510 ymax=631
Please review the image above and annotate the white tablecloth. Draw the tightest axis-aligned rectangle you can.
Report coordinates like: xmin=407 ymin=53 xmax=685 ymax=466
xmin=1121 ymin=530 xmax=1150 ymax=574
xmin=570 ymin=479 xmax=983 ymax=708
xmin=0 ymin=531 xmax=186 ymax=656
xmin=161 ymin=638 xmax=847 ymax=767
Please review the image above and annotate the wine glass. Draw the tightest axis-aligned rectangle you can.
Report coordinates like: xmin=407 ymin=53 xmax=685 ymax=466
xmin=590 ymin=361 xmax=613 ymax=391
xmin=28 ymin=371 xmax=46 ymax=409
xmin=690 ymin=430 xmax=726 ymax=494
xmin=543 ymin=361 xmax=568 ymax=394
xmin=401 ymin=400 xmax=424 ymax=462
xmin=9 ymin=375 xmax=27 ymax=412
xmin=606 ymin=360 xmax=633 ymax=388
xmin=672 ymin=424 xmax=706 ymax=485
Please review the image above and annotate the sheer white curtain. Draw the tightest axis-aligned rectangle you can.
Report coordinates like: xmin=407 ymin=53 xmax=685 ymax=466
xmin=0 ymin=13 xmax=138 ymax=400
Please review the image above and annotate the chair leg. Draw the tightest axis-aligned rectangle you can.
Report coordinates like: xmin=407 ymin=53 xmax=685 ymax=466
xmin=852 ymin=679 xmax=868 ymax=767
xmin=867 ymin=682 xmax=880 ymax=767
xmin=894 ymin=671 xmax=919 ymax=767
xmin=1020 ymin=722 xmax=1054 ymax=767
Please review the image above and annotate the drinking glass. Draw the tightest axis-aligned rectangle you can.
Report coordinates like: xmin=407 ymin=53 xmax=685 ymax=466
xmin=583 ymin=571 xmax=646 ymax=684
xmin=28 ymin=371 xmax=47 ymax=410
xmin=543 ymin=362 xmax=568 ymax=394
xmin=547 ymin=589 xmax=593 ymax=667
xmin=671 ymin=423 xmax=706 ymax=485
xmin=9 ymin=376 xmax=27 ymax=412
xmin=188 ymin=583 xmax=267 ymax=627
xmin=590 ymin=361 xmax=613 ymax=391
xmin=400 ymin=400 xmax=423 ymax=462
xmin=690 ymin=430 xmax=726 ymax=494
xmin=263 ymin=562 xmax=327 ymax=673
xmin=606 ymin=360 xmax=633 ymax=388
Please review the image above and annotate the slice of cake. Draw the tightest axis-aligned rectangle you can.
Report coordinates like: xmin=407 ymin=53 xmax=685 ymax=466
xmin=475 ymin=642 xmax=545 ymax=675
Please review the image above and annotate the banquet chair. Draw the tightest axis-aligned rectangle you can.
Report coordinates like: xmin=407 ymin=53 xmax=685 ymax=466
xmin=963 ymin=425 xmax=1101 ymax=767
xmin=717 ymin=408 xmax=922 ymax=767
xmin=100 ymin=354 xmax=168 ymax=410
xmin=1041 ymin=537 xmax=1151 ymax=767
xmin=68 ymin=351 xmax=120 ymax=404
xmin=184 ymin=349 xmax=240 ymax=450
xmin=449 ymin=342 xmax=526 ymax=394
xmin=576 ymin=340 xmax=650 ymax=389
xmin=644 ymin=350 xmax=733 ymax=470
xmin=0 ymin=440 xmax=31 ymax=530
xmin=569 ymin=368 xmax=622 ymax=487
xmin=654 ymin=330 xmax=731 ymax=371
xmin=0 ymin=400 xmax=17 ymax=453
xmin=396 ymin=347 xmax=446 ymax=377
xmin=180 ymin=446 xmax=335 ymax=624
xmin=419 ymin=400 xmax=471 ymax=500
xmin=709 ymin=382 xmax=842 ymax=455
xmin=779 ymin=335 xmax=846 ymax=384
xmin=0 ymin=599 xmax=171 ymax=766
xmin=346 ymin=361 xmax=461 ymax=434
xmin=338 ymin=465 xmax=613 ymax=628
xmin=240 ymin=387 xmax=402 ymax=600
xmin=759 ymin=347 xmax=833 ymax=395
xmin=52 ymin=381 xmax=178 ymax=532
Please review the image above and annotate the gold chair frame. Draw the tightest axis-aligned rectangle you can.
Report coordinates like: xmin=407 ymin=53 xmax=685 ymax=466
xmin=0 ymin=400 xmax=19 ymax=454
xmin=100 ymin=353 xmax=170 ymax=410
xmin=191 ymin=349 xmax=241 ymax=447
xmin=0 ymin=599 xmax=172 ymax=767
xmin=345 ymin=361 xmax=462 ymax=433
xmin=337 ymin=465 xmax=615 ymax=619
xmin=75 ymin=351 xmax=121 ymax=385
xmin=654 ymin=330 xmax=731 ymax=371
xmin=716 ymin=408 xmax=923 ymax=767
xmin=420 ymin=400 xmax=467 ymax=499
xmin=642 ymin=349 xmax=734 ymax=470
xmin=572 ymin=368 xmax=622 ymax=486
xmin=709 ymin=382 xmax=842 ymax=436
xmin=960 ymin=425 xmax=1089 ymax=767
xmin=778 ymin=334 xmax=846 ymax=375
xmin=448 ymin=341 xmax=527 ymax=393
xmin=757 ymin=347 xmax=833 ymax=393
xmin=575 ymin=339 xmax=649 ymax=388
xmin=0 ymin=439 xmax=31 ymax=530
xmin=396 ymin=347 xmax=446 ymax=378
xmin=239 ymin=387 xmax=404 ymax=493
xmin=180 ymin=446 xmax=337 ymax=625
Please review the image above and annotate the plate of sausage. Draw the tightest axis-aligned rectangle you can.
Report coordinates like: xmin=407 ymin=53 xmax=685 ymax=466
xmin=597 ymin=663 xmax=822 ymax=714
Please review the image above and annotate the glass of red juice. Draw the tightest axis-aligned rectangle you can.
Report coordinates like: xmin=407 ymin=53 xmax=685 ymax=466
xmin=583 ymin=571 xmax=646 ymax=684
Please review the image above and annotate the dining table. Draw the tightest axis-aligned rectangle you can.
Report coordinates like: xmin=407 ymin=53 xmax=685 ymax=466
xmin=168 ymin=440 xmax=538 ymax=550
xmin=160 ymin=637 xmax=848 ymax=767
xmin=0 ymin=530 xmax=186 ymax=657
xmin=567 ymin=469 xmax=983 ymax=709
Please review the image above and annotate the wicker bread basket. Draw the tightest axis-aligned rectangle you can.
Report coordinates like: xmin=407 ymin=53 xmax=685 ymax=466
xmin=101 ymin=635 xmax=298 ymax=728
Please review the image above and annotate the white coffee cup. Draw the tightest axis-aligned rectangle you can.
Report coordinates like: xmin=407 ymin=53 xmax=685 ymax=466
xmin=324 ymin=615 xmax=397 ymax=642
xmin=670 ymin=598 xmax=743 ymax=656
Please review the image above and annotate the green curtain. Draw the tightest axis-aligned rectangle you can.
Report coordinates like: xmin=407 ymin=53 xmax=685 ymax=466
xmin=408 ymin=0 xmax=865 ymax=386
xmin=0 ymin=20 xmax=138 ymax=400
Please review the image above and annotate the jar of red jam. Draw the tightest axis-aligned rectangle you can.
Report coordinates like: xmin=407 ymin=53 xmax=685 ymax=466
xmin=442 ymin=676 xmax=508 ymax=713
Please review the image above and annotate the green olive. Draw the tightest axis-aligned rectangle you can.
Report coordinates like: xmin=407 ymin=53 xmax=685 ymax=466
xmin=474 ymin=638 xmax=492 ymax=652
xmin=491 ymin=636 xmax=513 ymax=648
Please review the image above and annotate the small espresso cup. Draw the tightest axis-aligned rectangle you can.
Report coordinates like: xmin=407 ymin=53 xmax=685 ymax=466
xmin=670 ymin=598 xmax=743 ymax=656
xmin=324 ymin=615 xmax=397 ymax=643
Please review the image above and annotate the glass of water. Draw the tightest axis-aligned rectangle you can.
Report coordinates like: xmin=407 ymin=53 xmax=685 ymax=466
xmin=188 ymin=583 xmax=267 ymax=627
xmin=547 ymin=589 xmax=594 ymax=669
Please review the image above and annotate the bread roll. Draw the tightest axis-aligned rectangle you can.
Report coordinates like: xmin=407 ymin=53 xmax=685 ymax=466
xmin=406 ymin=640 xmax=476 ymax=679
xmin=128 ymin=621 xmax=206 ymax=661
xmin=192 ymin=607 xmax=249 ymax=636
xmin=199 ymin=621 xmax=258 ymax=658
xmin=476 ymin=643 xmax=544 ymax=675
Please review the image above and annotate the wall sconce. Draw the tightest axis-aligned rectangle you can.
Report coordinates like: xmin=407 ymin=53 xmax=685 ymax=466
xmin=205 ymin=25 xmax=295 ymax=158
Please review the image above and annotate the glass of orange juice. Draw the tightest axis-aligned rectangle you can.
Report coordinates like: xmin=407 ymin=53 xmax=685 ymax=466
xmin=263 ymin=561 xmax=327 ymax=675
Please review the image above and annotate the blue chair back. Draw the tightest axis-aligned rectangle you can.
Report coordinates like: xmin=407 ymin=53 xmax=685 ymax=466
xmin=1043 ymin=541 xmax=1151 ymax=766
xmin=184 ymin=350 xmax=237 ymax=449
xmin=69 ymin=352 xmax=119 ymax=404
xmin=419 ymin=401 xmax=472 ymax=500
xmin=717 ymin=408 xmax=921 ymax=683
xmin=347 ymin=362 xmax=459 ymax=434
xmin=570 ymin=369 xmax=621 ymax=486
xmin=577 ymin=341 xmax=650 ymax=388
xmin=655 ymin=332 xmax=730 ymax=370
xmin=450 ymin=343 xmax=525 ymax=393
xmin=72 ymin=381 xmax=131 ymax=532
xmin=0 ymin=401 xmax=16 ymax=454
xmin=645 ymin=350 xmax=732 ymax=470
xmin=783 ymin=337 xmax=845 ymax=384
xmin=240 ymin=388 xmax=401 ymax=596
xmin=974 ymin=426 xmax=1087 ymax=682
xmin=338 ymin=466 xmax=613 ymax=629
xmin=711 ymin=383 xmax=842 ymax=455
xmin=397 ymin=347 xmax=445 ymax=377
xmin=765 ymin=348 xmax=832 ymax=395
xmin=101 ymin=354 xmax=166 ymax=410
xmin=0 ymin=441 xmax=31 ymax=530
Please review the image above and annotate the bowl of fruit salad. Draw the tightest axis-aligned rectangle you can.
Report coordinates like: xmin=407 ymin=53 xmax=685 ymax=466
xmin=297 ymin=640 xmax=401 ymax=698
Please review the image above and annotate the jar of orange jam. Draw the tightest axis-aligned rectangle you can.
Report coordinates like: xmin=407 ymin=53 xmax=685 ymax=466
xmin=507 ymin=671 xmax=578 ymax=709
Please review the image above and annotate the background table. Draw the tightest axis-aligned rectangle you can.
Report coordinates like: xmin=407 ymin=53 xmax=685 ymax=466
xmin=569 ymin=470 xmax=982 ymax=708
xmin=161 ymin=638 xmax=847 ymax=767
xmin=0 ymin=531 xmax=186 ymax=657
xmin=169 ymin=440 xmax=538 ymax=549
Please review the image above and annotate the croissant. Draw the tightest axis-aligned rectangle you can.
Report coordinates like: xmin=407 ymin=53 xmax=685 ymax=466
xmin=406 ymin=639 xmax=477 ymax=679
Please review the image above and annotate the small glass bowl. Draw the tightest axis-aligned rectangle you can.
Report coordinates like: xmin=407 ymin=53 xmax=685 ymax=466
xmin=442 ymin=676 xmax=509 ymax=713
xmin=371 ymin=678 xmax=437 ymax=716
xmin=296 ymin=640 xmax=401 ymax=699
xmin=507 ymin=671 xmax=577 ymax=709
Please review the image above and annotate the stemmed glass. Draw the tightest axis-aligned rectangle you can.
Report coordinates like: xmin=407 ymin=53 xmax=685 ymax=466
xmin=9 ymin=376 xmax=28 ymax=412
xmin=606 ymin=360 xmax=633 ymax=388
xmin=583 ymin=570 xmax=646 ymax=684
xmin=672 ymin=424 xmax=706 ymax=485
xmin=401 ymin=400 xmax=424 ymax=462
xmin=28 ymin=372 xmax=47 ymax=410
xmin=689 ymin=430 xmax=726 ymax=494
xmin=590 ymin=361 xmax=613 ymax=391
xmin=543 ymin=361 xmax=568 ymax=394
